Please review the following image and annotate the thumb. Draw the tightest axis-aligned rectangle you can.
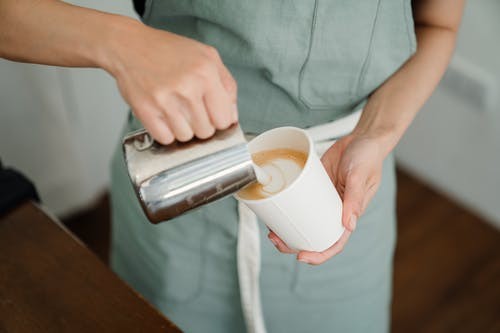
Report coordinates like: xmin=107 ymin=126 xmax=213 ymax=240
xmin=341 ymin=172 xmax=366 ymax=232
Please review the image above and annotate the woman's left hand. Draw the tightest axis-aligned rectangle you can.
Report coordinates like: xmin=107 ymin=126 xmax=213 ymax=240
xmin=267 ymin=133 xmax=386 ymax=265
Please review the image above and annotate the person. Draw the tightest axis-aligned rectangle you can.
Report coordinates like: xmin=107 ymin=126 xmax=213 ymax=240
xmin=0 ymin=0 xmax=464 ymax=331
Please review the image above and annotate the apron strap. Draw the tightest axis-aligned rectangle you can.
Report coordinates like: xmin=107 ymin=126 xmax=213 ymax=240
xmin=237 ymin=201 xmax=266 ymax=333
xmin=236 ymin=109 xmax=362 ymax=333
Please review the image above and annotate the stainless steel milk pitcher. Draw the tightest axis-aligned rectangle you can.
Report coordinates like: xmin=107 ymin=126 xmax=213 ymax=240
xmin=122 ymin=124 xmax=257 ymax=223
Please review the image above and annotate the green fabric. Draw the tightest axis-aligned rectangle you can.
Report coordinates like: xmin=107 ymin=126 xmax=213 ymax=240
xmin=111 ymin=0 xmax=414 ymax=331
xmin=130 ymin=0 xmax=416 ymax=133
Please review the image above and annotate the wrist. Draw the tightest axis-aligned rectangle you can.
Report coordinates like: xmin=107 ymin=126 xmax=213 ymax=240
xmin=350 ymin=117 xmax=403 ymax=158
xmin=350 ymin=91 xmax=414 ymax=157
xmin=94 ymin=15 xmax=144 ymax=76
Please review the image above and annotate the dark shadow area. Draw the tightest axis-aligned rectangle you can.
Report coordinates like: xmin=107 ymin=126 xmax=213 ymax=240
xmin=63 ymin=193 xmax=110 ymax=264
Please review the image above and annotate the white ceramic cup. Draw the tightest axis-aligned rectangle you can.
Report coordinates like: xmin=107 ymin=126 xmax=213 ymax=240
xmin=235 ymin=127 xmax=344 ymax=252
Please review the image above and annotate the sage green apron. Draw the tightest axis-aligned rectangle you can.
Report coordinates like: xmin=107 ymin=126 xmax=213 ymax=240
xmin=110 ymin=1 xmax=416 ymax=332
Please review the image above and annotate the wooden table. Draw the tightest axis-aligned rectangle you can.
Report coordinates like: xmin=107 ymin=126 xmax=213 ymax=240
xmin=0 ymin=202 xmax=181 ymax=333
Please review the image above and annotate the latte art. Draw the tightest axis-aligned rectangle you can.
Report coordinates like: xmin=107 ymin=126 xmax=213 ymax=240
xmin=238 ymin=148 xmax=307 ymax=200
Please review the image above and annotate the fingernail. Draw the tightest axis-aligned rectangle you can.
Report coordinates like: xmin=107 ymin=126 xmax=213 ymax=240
xmin=349 ymin=214 xmax=357 ymax=231
xmin=298 ymin=257 xmax=310 ymax=264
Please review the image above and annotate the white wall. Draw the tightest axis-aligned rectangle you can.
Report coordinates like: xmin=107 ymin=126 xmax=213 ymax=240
xmin=0 ymin=1 xmax=137 ymax=216
xmin=395 ymin=0 xmax=500 ymax=227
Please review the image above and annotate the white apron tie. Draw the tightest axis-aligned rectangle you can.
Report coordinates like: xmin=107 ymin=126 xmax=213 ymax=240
xmin=236 ymin=110 xmax=362 ymax=333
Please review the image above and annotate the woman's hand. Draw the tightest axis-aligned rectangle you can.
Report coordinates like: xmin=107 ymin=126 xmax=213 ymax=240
xmin=267 ymin=133 xmax=386 ymax=265
xmin=0 ymin=3 xmax=237 ymax=145
xmin=104 ymin=20 xmax=238 ymax=144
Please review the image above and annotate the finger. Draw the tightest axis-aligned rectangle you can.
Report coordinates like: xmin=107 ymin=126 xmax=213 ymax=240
xmin=207 ymin=47 xmax=237 ymax=104
xmin=361 ymin=181 xmax=379 ymax=213
xmin=184 ymin=97 xmax=216 ymax=139
xmin=322 ymin=163 xmax=338 ymax=189
xmin=320 ymin=144 xmax=342 ymax=186
xmin=163 ymin=108 xmax=194 ymax=142
xmin=133 ymin=104 xmax=175 ymax=145
xmin=204 ymin=76 xmax=237 ymax=129
xmin=268 ymin=231 xmax=297 ymax=254
xmin=297 ymin=230 xmax=352 ymax=265
xmin=216 ymin=62 xmax=238 ymax=104
xmin=342 ymin=171 xmax=367 ymax=232
xmin=321 ymin=157 xmax=335 ymax=186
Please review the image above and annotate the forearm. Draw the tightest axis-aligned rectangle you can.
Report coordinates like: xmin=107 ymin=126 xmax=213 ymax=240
xmin=352 ymin=0 xmax=464 ymax=156
xmin=0 ymin=0 xmax=137 ymax=70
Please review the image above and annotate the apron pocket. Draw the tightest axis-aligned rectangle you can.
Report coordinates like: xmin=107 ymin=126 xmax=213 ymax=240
xmin=291 ymin=249 xmax=364 ymax=301
xmin=156 ymin=210 xmax=209 ymax=305
xmin=299 ymin=0 xmax=381 ymax=110
xmin=291 ymin=213 xmax=394 ymax=302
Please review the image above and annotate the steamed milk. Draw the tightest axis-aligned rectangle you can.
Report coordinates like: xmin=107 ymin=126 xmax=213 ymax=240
xmin=238 ymin=148 xmax=307 ymax=200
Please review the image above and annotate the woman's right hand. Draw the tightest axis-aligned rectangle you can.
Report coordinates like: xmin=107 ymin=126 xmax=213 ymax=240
xmin=103 ymin=20 xmax=238 ymax=144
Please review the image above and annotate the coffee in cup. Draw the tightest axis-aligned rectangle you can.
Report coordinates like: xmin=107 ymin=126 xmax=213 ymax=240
xmin=238 ymin=148 xmax=307 ymax=200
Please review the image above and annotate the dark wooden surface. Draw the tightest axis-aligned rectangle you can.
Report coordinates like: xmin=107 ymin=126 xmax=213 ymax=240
xmin=392 ymin=171 xmax=500 ymax=333
xmin=0 ymin=202 xmax=181 ymax=333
